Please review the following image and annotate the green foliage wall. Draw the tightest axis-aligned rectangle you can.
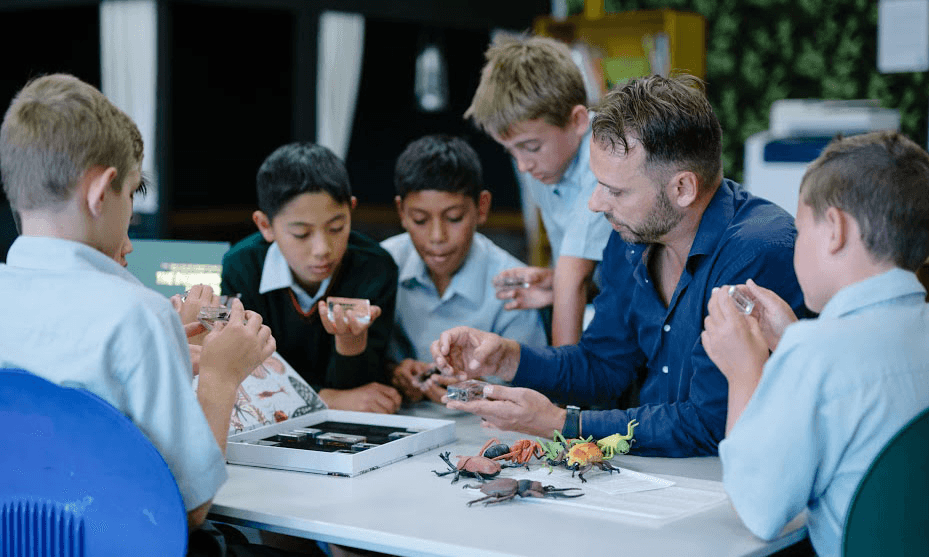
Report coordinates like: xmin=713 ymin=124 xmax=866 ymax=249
xmin=569 ymin=0 xmax=928 ymax=182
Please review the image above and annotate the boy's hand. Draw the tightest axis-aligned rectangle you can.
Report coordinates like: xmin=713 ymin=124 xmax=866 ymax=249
xmin=183 ymin=322 xmax=206 ymax=376
xmin=443 ymin=384 xmax=565 ymax=438
xmin=317 ymin=301 xmax=383 ymax=356
xmin=390 ymin=359 xmax=430 ymax=402
xmin=171 ymin=284 xmax=221 ymax=326
xmin=743 ymin=279 xmax=799 ymax=352
xmin=199 ymin=299 xmax=276 ymax=386
xmin=493 ymin=266 xmax=554 ymax=310
xmin=318 ymin=382 xmax=402 ymax=414
xmin=701 ymin=286 xmax=769 ymax=386
xmin=430 ymin=326 xmax=521 ymax=382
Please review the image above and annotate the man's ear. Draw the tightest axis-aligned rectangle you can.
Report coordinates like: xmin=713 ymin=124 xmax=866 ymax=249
xmin=669 ymin=171 xmax=699 ymax=209
xmin=85 ymin=166 xmax=118 ymax=218
xmin=476 ymin=190 xmax=492 ymax=226
xmin=824 ymin=206 xmax=848 ymax=254
xmin=252 ymin=210 xmax=274 ymax=242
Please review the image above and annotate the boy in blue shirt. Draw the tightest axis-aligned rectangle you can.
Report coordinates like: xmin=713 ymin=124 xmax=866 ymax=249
xmin=382 ymin=135 xmax=547 ymax=403
xmin=702 ymin=131 xmax=929 ymax=556
xmin=465 ymin=34 xmax=614 ymax=346
xmin=221 ymin=142 xmax=402 ymax=414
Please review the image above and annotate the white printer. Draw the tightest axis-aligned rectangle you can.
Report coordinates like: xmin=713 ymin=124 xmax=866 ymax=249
xmin=744 ymin=99 xmax=901 ymax=216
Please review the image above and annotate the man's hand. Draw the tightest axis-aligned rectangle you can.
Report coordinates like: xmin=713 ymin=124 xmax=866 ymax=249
xmin=199 ymin=299 xmax=276 ymax=386
xmin=319 ymin=382 xmax=402 ymax=414
xmin=743 ymin=279 xmax=799 ymax=352
xmin=170 ymin=284 xmax=220 ymax=326
xmin=317 ymin=301 xmax=382 ymax=356
xmin=493 ymin=266 xmax=554 ymax=310
xmin=444 ymin=384 xmax=566 ymax=438
xmin=430 ymin=326 xmax=521 ymax=382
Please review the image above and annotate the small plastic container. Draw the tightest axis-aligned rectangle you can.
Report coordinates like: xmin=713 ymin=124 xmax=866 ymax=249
xmin=728 ymin=285 xmax=755 ymax=315
xmin=492 ymin=276 xmax=530 ymax=291
xmin=446 ymin=379 xmax=490 ymax=402
xmin=326 ymin=297 xmax=371 ymax=324
xmin=197 ymin=306 xmax=231 ymax=330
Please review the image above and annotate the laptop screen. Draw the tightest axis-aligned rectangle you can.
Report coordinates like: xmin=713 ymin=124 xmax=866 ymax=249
xmin=126 ymin=239 xmax=231 ymax=298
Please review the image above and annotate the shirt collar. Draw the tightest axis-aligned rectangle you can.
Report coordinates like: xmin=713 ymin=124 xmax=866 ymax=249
xmin=398 ymin=236 xmax=489 ymax=304
xmin=7 ymin=236 xmax=143 ymax=286
xmin=818 ymin=268 xmax=926 ymax=320
xmin=259 ymin=241 xmax=329 ymax=302
xmin=553 ymin=128 xmax=592 ymax=191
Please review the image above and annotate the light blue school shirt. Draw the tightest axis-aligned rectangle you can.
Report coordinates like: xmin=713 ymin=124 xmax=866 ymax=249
xmin=0 ymin=236 xmax=228 ymax=511
xmin=720 ymin=268 xmax=929 ymax=557
xmin=381 ymin=232 xmax=548 ymax=363
xmin=521 ymin=129 xmax=613 ymax=263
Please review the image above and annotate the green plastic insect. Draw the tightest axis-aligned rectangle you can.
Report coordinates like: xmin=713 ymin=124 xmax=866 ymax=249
xmin=596 ymin=419 xmax=638 ymax=459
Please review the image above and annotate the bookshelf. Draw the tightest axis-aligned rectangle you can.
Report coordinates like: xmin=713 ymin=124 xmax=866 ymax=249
xmin=534 ymin=5 xmax=706 ymax=90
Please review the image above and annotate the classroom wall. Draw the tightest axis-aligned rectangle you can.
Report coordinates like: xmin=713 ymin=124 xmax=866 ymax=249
xmin=587 ymin=0 xmax=928 ymax=182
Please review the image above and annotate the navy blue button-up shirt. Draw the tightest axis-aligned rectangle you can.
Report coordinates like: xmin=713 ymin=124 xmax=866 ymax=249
xmin=514 ymin=179 xmax=805 ymax=457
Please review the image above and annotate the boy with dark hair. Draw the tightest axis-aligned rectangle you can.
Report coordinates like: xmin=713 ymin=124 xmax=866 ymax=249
xmin=221 ymin=142 xmax=402 ymax=414
xmin=703 ymin=130 xmax=929 ymax=556
xmin=0 ymin=73 xmax=280 ymax=552
xmin=382 ymin=135 xmax=547 ymax=402
xmin=465 ymin=34 xmax=614 ymax=346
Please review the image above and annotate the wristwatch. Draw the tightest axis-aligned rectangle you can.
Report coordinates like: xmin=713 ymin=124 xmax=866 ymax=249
xmin=562 ymin=405 xmax=581 ymax=439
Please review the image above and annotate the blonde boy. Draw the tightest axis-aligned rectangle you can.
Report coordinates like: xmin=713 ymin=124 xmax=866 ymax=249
xmin=465 ymin=34 xmax=613 ymax=345
xmin=0 ymin=74 xmax=275 ymax=537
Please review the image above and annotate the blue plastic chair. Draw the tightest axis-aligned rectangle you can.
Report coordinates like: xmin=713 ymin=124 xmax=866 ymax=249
xmin=0 ymin=368 xmax=187 ymax=556
xmin=842 ymin=406 xmax=929 ymax=557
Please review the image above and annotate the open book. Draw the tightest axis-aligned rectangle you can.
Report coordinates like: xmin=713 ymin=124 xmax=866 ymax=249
xmin=193 ymin=352 xmax=327 ymax=436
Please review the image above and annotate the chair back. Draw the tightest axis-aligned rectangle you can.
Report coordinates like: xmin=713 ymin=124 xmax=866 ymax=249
xmin=0 ymin=367 xmax=187 ymax=556
xmin=842 ymin=406 xmax=929 ymax=556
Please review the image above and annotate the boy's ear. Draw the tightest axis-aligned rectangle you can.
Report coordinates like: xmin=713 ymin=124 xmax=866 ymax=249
xmin=85 ymin=166 xmax=119 ymax=219
xmin=669 ymin=171 xmax=699 ymax=209
xmin=350 ymin=196 xmax=358 ymax=211
xmin=569 ymin=104 xmax=590 ymax=136
xmin=394 ymin=195 xmax=406 ymax=226
xmin=252 ymin=210 xmax=275 ymax=242
xmin=476 ymin=190 xmax=492 ymax=225
xmin=824 ymin=206 xmax=848 ymax=254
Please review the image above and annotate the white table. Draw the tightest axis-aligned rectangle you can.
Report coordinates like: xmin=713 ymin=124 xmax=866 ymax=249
xmin=209 ymin=402 xmax=807 ymax=557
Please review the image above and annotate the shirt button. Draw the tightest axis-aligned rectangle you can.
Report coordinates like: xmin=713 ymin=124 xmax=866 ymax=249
xmin=662 ymin=366 xmax=669 ymax=374
xmin=663 ymin=324 xmax=671 ymax=332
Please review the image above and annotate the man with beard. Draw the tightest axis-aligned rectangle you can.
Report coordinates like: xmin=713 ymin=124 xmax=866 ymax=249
xmin=428 ymin=74 xmax=805 ymax=457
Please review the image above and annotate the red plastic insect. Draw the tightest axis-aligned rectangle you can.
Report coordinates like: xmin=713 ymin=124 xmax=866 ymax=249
xmin=491 ymin=439 xmax=544 ymax=467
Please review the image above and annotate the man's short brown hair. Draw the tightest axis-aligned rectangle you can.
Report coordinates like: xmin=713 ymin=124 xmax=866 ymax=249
xmin=0 ymin=73 xmax=143 ymax=212
xmin=464 ymin=34 xmax=587 ymax=138
xmin=590 ymin=73 xmax=722 ymax=190
xmin=800 ymin=130 xmax=929 ymax=271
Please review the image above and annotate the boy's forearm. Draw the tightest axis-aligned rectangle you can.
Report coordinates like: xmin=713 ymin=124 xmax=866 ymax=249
xmin=551 ymin=256 xmax=597 ymax=346
xmin=195 ymin=367 xmax=240 ymax=455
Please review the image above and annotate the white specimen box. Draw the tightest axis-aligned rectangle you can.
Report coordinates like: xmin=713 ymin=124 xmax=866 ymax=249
xmin=226 ymin=410 xmax=455 ymax=477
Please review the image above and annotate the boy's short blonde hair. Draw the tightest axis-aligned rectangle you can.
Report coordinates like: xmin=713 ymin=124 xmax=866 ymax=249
xmin=0 ymin=73 xmax=143 ymax=212
xmin=464 ymin=34 xmax=587 ymax=138
xmin=800 ymin=130 xmax=929 ymax=272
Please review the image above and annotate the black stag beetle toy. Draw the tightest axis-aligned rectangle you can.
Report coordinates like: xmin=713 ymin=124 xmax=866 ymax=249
xmin=463 ymin=478 xmax=584 ymax=506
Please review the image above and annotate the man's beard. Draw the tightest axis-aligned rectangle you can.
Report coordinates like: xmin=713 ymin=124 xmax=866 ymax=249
xmin=608 ymin=190 xmax=682 ymax=244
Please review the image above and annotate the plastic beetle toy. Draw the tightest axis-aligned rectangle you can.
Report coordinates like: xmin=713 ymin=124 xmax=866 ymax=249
xmin=433 ymin=438 xmax=517 ymax=483
xmin=596 ymin=419 xmax=639 ymax=459
xmin=550 ymin=431 xmax=618 ymax=483
xmin=463 ymin=478 xmax=583 ymax=506
xmin=490 ymin=439 xmax=544 ymax=468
